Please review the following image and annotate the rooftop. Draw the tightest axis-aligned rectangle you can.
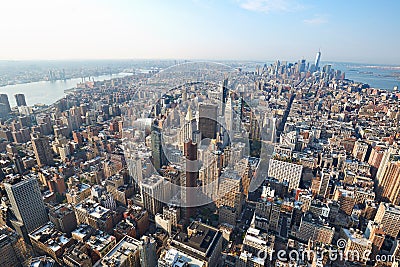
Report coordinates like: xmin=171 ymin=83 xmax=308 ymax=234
xmin=172 ymin=221 xmax=222 ymax=259
xmin=29 ymin=222 xmax=70 ymax=252
xmin=96 ymin=235 xmax=141 ymax=266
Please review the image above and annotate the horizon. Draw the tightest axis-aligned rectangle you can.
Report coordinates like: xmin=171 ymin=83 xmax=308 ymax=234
xmin=0 ymin=58 xmax=399 ymax=67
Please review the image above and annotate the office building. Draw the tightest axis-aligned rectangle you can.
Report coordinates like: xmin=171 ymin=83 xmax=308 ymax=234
xmin=198 ymin=103 xmax=218 ymax=139
xmin=377 ymin=159 xmax=400 ymax=205
xmin=141 ymin=175 xmax=170 ymax=215
xmin=0 ymin=94 xmax=11 ymax=113
xmin=179 ymin=106 xmax=196 ymax=148
xmin=63 ymin=242 xmax=92 ymax=267
xmin=314 ymin=51 xmax=321 ymax=71
xmin=341 ymin=228 xmax=372 ymax=264
xmin=237 ymin=251 xmax=265 ymax=267
xmin=14 ymin=94 xmax=27 ymax=107
xmin=268 ymin=158 xmax=303 ymax=191
xmin=374 ymin=203 xmax=400 ymax=238
xmin=4 ymin=177 xmax=49 ymax=234
xmin=184 ymin=139 xmax=198 ymax=223
xmin=151 ymin=124 xmax=166 ymax=170
xmin=352 ymin=140 xmax=369 ymax=162
xmin=31 ymin=133 xmax=54 ymax=167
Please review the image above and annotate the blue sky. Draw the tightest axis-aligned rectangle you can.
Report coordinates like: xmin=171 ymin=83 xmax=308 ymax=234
xmin=0 ymin=0 xmax=399 ymax=64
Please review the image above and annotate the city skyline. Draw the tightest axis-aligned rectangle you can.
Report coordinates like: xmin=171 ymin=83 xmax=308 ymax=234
xmin=1 ymin=0 xmax=399 ymax=64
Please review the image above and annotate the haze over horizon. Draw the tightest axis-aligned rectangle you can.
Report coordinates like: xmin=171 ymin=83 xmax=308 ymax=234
xmin=1 ymin=0 xmax=399 ymax=65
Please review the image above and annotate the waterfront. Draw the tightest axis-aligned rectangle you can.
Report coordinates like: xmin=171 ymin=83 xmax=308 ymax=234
xmin=0 ymin=61 xmax=398 ymax=108
xmin=0 ymin=72 xmax=132 ymax=107
xmin=328 ymin=62 xmax=400 ymax=91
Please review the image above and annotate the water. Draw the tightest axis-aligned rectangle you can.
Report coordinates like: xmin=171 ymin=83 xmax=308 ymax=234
xmin=0 ymin=73 xmax=132 ymax=107
xmin=326 ymin=62 xmax=400 ymax=91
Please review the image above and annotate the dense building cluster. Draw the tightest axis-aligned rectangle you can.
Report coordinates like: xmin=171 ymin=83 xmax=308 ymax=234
xmin=0 ymin=57 xmax=399 ymax=267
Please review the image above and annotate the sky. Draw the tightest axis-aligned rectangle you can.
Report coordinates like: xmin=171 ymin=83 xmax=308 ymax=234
xmin=0 ymin=0 xmax=399 ymax=64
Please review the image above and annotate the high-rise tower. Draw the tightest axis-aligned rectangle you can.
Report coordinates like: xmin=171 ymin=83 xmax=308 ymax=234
xmin=184 ymin=140 xmax=198 ymax=223
xmin=31 ymin=133 xmax=54 ymax=167
xmin=198 ymin=103 xmax=218 ymax=140
xmin=151 ymin=124 xmax=166 ymax=170
xmin=314 ymin=51 xmax=322 ymax=71
xmin=0 ymin=94 xmax=11 ymax=115
xmin=14 ymin=94 xmax=27 ymax=107
xmin=4 ymin=177 xmax=49 ymax=234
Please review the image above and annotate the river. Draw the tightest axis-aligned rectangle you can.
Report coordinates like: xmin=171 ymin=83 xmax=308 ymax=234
xmin=0 ymin=73 xmax=132 ymax=107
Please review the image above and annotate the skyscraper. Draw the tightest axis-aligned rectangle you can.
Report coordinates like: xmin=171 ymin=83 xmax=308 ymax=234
xmin=184 ymin=140 xmax=198 ymax=223
xmin=0 ymin=94 xmax=11 ymax=113
xmin=224 ymin=95 xmax=233 ymax=134
xmin=4 ymin=177 xmax=49 ymax=233
xmin=314 ymin=51 xmax=321 ymax=71
xmin=151 ymin=124 xmax=166 ymax=170
xmin=14 ymin=94 xmax=27 ymax=107
xmin=179 ymin=106 xmax=196 ymax=147
xmin=198 ymin=103 xmax=218 ymax=140
xmin=377 ymin=159 xmax=400 ymax=205
xmin=31 ymin=133 xmax=54 ymax=167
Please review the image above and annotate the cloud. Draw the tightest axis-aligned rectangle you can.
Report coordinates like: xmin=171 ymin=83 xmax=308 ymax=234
xmin=239 ymin=0 xmax=304 ymax=14
xmin=303 ymin=15 xmax=328 ymax=25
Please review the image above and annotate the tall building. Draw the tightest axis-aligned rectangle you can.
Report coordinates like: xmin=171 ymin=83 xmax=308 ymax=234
xmin=198 ymin=103 xmax=218 ymax=139
xmin=0 ymin=94 xmax=11 ymax=113
xmin=139 ymin=236 xmax=157 ymax=267
xmin=216 ymin=169 xmax=243 ymax=225
xmin=4 ymin=177 xmax=49 ymax=234
xmin=14 ymin=94 xmax=27 ymax=107
xmin=179 ymin=106 xmax=196 ymax=148
xmin=341 ymin=228 xmax=372 ymax=264
xmin=376 ymin=147 xmax=398 ymax=183
xmin=365 ymin=221 xmax=385 ymax=259
xmin=31 ymin=133 xmax=54 ymax=167
xmin=318 ymin=169 xmax=331 ymax=198
xmin=151 ymin=124 xmax=166 ymax=170
xmin=377 ymin=158 xmax=400 ymax=205
xmin=224 ymin=95 xmax=234 ymax=134
xmin=268 ymin=158 xmax=303 ymax=191
xmin=314 ymin=51 xmax=321 ymax=71
xmin=374 ymin=202 xmax=400 ymax=238
xmin=184 ymin=140 xmax=198 ymax=223
xmin=141 ymin=175 xmax=170 ymax=215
